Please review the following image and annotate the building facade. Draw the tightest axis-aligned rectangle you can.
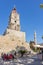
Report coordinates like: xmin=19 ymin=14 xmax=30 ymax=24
xmin=0 ymin=7 xmax=30 ymax=55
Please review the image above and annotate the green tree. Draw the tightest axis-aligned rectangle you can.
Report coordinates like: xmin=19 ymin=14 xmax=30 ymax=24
xmin=19 ymin=50 xmax=27 ymax=57
xmin=42 ymin=36 xmax=43 ymax=40
xmin=42 ymin=36 xmax=43 ymax=44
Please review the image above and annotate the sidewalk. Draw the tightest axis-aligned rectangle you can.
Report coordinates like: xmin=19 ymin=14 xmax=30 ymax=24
xmin=0 ymin=54 xmax=42 ymax=65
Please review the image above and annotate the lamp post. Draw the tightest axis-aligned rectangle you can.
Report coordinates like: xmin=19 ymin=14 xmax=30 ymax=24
xmin=40 ymin=4 xmax=43 ymax=60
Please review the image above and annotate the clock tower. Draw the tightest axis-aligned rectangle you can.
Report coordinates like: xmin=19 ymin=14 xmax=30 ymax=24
xmin=3 ymin=7 xmax=25 ymax=42
xmin=8 ymin=7 xmax=20 ymax=31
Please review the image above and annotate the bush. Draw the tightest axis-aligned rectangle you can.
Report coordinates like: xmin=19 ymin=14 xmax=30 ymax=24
xmin=18 ymin=50 xmax=27 ymax=57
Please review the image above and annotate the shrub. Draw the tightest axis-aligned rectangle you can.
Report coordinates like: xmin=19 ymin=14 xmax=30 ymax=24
xmin=18 ymin=50 xmax=27 ymax=57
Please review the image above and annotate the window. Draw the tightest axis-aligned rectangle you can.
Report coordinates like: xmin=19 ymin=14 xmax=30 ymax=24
xmin=15 ymin=21 xmax=16 ymax=23
xmin=15 ymin=26 xmax=16 ymax=30
xmin=22 ymin=43 xmax=24 ymax=45
xmin=17 ymin=24 xmax=20 ymax=27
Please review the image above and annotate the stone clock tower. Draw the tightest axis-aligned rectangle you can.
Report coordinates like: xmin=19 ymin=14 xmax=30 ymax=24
xmin=3 ymin=7 xmax=25 ymax=42
xmin=8 ymin=8 xmax=20 ymax=31
xmin=0 ymin=7 xmax=30 ymax=55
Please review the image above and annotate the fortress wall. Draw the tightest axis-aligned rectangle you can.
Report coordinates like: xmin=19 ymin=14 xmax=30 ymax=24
xmin=0 ymin=35 xmax=30 ymax=56
xmin=6 ymin=29 xmax=26 ymax=42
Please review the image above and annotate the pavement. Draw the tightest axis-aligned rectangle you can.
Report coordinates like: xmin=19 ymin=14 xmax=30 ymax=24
xmin=0 ymin=54 xmax=43 ymax=65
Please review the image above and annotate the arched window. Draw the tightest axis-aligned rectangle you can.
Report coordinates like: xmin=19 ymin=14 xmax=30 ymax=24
xmin=15 ymin=26 xmax=16 ymax=30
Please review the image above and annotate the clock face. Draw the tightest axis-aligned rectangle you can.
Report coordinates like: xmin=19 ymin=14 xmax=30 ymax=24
xmin=15 ymin=21 xmax=16 ymax=23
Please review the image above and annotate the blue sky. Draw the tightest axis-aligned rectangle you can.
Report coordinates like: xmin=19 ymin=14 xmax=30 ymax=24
xmin=0 ymin=0 xmax=43 ymax=43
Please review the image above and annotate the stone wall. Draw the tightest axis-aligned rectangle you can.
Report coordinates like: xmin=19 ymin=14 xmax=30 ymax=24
xmin=6 ymin=29 xmax=26 ymax=42
xmin=0 ymin=35 xmax=30 ymax=56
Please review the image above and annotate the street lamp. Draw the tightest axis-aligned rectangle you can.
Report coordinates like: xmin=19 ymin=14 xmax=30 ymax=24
xmin=40 ymin=4 xmax=43 ymax=60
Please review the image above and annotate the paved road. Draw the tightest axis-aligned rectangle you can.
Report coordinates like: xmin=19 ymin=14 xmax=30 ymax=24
xmin=0 ymin=55 xmax=43 ymax=65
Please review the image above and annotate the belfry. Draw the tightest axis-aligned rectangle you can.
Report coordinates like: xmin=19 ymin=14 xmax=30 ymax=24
xmin=4 ymin=7 xmax=26 ymax=42
xmin=8 ymin=7 xmax=20 ymax=31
